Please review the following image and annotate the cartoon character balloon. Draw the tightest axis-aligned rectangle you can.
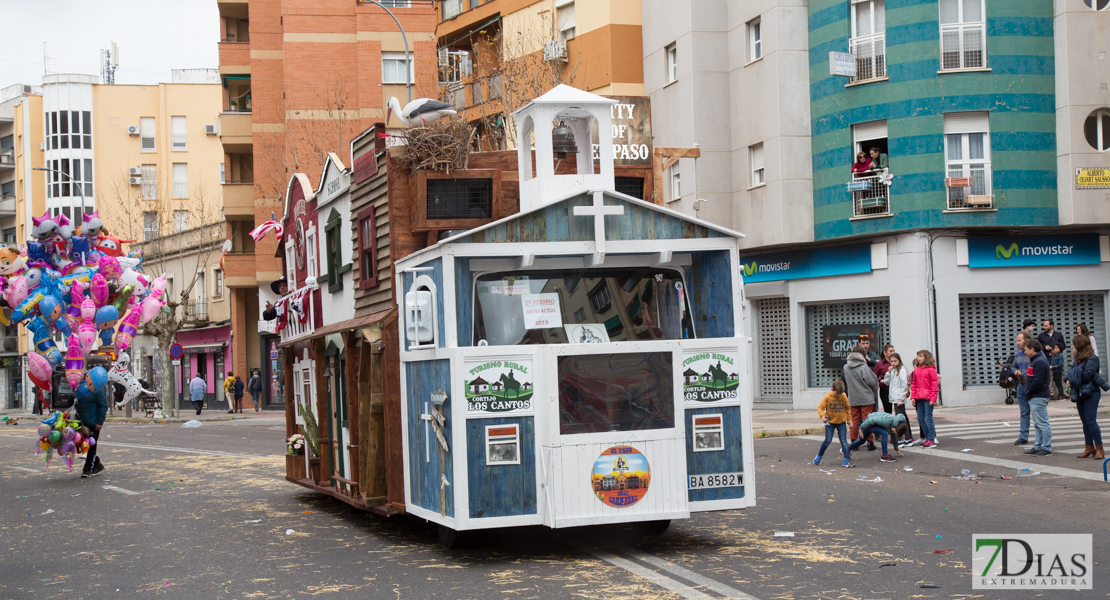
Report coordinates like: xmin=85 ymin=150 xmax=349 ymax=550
xmin=64 ymin=335 xmax=85 ymax=388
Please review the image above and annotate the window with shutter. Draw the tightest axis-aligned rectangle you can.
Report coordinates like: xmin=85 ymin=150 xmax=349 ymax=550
xmin=356 ymin=206 xmax=379 ymax=290
xmin=173 ymin=163 xmax=188 ymax=199
xmin=142 ymin=164 xmax=157 ymax=200
xmin=750 ymin=143 xmax=765 ymax=186
xmin=171 ymin=116 xmax=187 ymax=151
xmin=943 ymin=112 xmax=991 ymax=209
xmin=140 ymin=117 xmax=155 ymax=152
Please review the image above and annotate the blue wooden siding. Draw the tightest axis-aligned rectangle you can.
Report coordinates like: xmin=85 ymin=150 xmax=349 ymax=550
xmin=465 ymin=417 xmax=538 ymax=518
xmin=460 ymin=194 xmax=724 ymax=243
xmin=685 ymin=406 xmax=746 ymax=503
xmin=686 ymin=251 xmax=735 ymax=338
xmin=405 ymin=360 xmax=455 ymax=517
xmin=455 ymin=257 xmax=473 ymax=347
xmin=402 ymin=257 xmax=446 ymax=348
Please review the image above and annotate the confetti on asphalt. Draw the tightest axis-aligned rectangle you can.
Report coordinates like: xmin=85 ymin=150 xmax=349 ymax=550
xmin=934 ymin=549 xmax=954 ymax=554
xmin=244 ymin=519 xmax=262 ymax=523
xmin=40 ymin=509 xmax=54 ymax=515
xmin=903 ymin=467 xmax=913 ymax=471
xmin=774 ymin=532 xmax=795 ymax=537
xmin=962 ymin=448 xmax=974 ymax=452
xmin=285 ymin=529 xmax=295 ymax=535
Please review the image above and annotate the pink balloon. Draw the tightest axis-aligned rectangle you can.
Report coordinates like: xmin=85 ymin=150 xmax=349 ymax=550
xmin=27 ymin=352 xmax=52 ymax=391
xmin=6 ymin=275 xmax=29 ymax=309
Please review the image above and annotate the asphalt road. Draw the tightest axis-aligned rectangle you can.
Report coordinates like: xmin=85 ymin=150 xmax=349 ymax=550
xmin=1 ymin=415 xmax=1108 ymax=599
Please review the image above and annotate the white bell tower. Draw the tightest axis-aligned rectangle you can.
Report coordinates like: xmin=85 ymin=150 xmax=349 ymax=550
xmin=512 ymin=85 xmax=617 ymax=212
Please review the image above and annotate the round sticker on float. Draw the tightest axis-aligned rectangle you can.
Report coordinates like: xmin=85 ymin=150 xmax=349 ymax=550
xmin=591 ymin=446 xmax=651 ymax=508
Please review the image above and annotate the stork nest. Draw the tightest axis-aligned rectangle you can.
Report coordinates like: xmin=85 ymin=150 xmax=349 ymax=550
xmin=394 ymin=118 xmax=474 ymax=173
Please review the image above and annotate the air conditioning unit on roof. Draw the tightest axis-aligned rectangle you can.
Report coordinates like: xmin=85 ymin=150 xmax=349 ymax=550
xmin=127 ymin=125 xmax=140 ymax=136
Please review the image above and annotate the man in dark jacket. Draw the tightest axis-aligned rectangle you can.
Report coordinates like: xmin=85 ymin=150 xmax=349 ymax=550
xmin=233 ymin=376 xmax=245 ymax=414
xmin=1037 ymin=319 xmax=1066 ymax=400
xmin=75 ymin=367 xmax=110 ymax=477
xmin=1022 ymin=339 xmax=1053 ymax=456
xmin=247 ymin=370 xmax=262 ymax=412
xmin=843 ymin=346 xmax=880 ymax=450
xmin=1010 ymin=331 xmax=1032 ymax=445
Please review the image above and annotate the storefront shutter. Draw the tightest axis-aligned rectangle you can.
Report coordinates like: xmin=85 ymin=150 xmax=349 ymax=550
xmin=943 ymin=111 xmax=990 ymax=135
xmin=756 ymin=297 xmax=793 ymax=402
xmin=805 ymin=300 xmax=892 ymax=388
xmin=852 ymin=119 xmax=888 ymax=143
xmin=958 ymin=293 xmax=1107 ymax=387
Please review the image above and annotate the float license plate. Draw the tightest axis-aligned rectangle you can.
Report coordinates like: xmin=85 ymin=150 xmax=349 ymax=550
xmin=688 ymin=472 xmax=743 ymax=489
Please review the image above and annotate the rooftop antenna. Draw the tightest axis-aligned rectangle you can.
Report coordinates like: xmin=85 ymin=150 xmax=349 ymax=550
xmin=100 ymin=41 xmax=119 ymax=84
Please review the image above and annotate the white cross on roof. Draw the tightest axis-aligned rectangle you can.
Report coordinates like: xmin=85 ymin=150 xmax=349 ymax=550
xmin=572 ymin=191 xmax=624 ymax=265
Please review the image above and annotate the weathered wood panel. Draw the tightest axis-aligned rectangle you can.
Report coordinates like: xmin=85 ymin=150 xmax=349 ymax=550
xmin=687 ymin=250 xmax=735 ymax=339
xmin=685 ymin=405 xmax=746 ymax=503
xmin=455 ymin=257 xmax=472 ymax=346
xmin=465 ymin=416 xmax=537 ymax=519
xmin=380 ymin=312 xmax=405 ymax=508
xmin=405 ymin=359 xmax=454 ymax=517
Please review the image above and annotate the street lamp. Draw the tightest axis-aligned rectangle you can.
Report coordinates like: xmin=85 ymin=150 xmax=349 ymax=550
xmin=33 ymin=166 xmax=86 ymax=218
xmin=355 ymin=0 xmax=412 ymax=104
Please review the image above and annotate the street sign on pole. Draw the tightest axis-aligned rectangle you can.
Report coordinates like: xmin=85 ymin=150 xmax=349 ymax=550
xmin=829 ymin=52 xmax=857 ymax=77
xmin=170 ymin=343 xmax=184 ymax=360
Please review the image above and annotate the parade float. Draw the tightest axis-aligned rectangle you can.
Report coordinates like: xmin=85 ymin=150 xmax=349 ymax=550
xmin=11 ymin=210 xmax=164 ymax=470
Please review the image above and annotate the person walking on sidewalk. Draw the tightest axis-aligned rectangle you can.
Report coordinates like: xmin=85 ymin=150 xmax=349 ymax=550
xmin=1022 ymin=339 xmax=1053 ymax=456
xmin=884 ymin=352 xmax=914 ymax=445
xmin=223 ymin=371 xmax=235 ymax=414
xmin=31 ymin=386 xmax=43 ymax=415
xmin=247 ymin=370 xmax=262 ymax=412
xmin=814 ymin=380 xmax=853 ymax=468
xmin=233 ymin=376 xmax=245 ymax=414
xmin=75 ymin=367 xmax=109 ymax=478
xmin=1011 ymin=331 xmax=1033 ymax=445
xmin=844 ymin=345 xmax=880 ymax=451
xmin=910 ymin=350 xmax=940 ymax=447
xmin=874 ymin=344 xmax=895 ymax=414
xmin=848 ymin=412 xmax=909 ymax=463
xmin=189 ymin=374 xmax=206 ymax=416
xmin=1067 ymin=334 xmax=1109 ymax=459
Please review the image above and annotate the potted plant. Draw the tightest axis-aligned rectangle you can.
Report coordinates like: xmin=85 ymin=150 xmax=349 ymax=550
xmin=298 ymin=402 xmax=322 ymax=484
xmin=285 ymin=433 xmax=307 ymax=480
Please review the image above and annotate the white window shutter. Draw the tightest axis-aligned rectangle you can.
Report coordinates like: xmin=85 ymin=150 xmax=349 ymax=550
xmin=944 ymin=111 xmax=990 ymax=134
xmin=853 ymin=119 xmax=888 ymax=143
xmin=751 ymin=143 xmax=765 ymax=171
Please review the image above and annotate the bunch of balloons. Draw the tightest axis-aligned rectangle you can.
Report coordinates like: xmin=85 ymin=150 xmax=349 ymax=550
xmin=9 ymin=210 xmax=167 ymax=397
xmin=36 ymin=410 xmax=97 ymax=472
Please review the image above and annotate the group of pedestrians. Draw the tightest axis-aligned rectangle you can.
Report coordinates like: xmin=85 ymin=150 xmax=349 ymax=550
xmin=815 ymin=339 xmax=939 ymax=468
xmin=186 ymin=369 xmax=264 ymax=416
xmin=1010 ymin=320 xmax=1108 ymax=458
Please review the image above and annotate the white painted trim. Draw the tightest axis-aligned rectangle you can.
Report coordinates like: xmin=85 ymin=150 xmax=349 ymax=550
xmin=553 ymin=511 xmax=690 ymax=529
xmin=457 ymin=513 xmax=545 ymax=530
xmin=1100 ymin=236 xmax=1109 ymax=262
xmin=449 ymin=351 xmax=468 ymax=530
xmin=691 ymin=413 xmax=725 ymax=452
xmin=442 ymin=257 xmax=458 ymax=349
xmin=404 ymin=502 xmax=458 ymax=529
xmin=870 ymin=242 xmax=888 ymax=270
xmin=955 ymin=238 xmax=970 ymax=265
xmin=689 ymin=497 xmax=753 ymax=512
xmin=484 ymin=423 xmax=521 ymax=465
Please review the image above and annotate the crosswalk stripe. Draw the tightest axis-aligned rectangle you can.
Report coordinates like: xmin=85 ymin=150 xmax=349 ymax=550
xmin=932 ymin=418 xmax=1086 ymax=432
xmin=951 ymin=426 xmax=1087 ymax=440
xmin=985 ymin=433 xmax=1088 ymax=443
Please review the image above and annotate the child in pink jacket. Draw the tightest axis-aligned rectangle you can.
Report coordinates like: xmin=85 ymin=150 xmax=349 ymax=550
xmin=910 ymin=350 xmax=940 ymax=447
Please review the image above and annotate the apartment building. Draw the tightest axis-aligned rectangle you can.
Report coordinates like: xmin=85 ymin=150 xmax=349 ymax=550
xmin=215 ymin=0 xmax=436 ymax=407
xmin=434 ymin=0 xmax=643 ymax=149
xmin=644 ymin=0 xmax=1110 ymax=409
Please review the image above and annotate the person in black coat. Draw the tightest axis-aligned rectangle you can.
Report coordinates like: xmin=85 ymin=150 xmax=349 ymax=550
xmin=1037 ymin=319 xmax=1066 ymax=400
xmin=1067 ymin=334 xmax=1110 ymax=460
xmin=1021 ymin=339 xmax=1053 ymax=456
xmin=233 ymin=376 xmax=245 ymax=414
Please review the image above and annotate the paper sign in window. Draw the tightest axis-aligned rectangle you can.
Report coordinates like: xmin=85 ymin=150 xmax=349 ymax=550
xmin=522 ymin=293 xmax=562 ymax=330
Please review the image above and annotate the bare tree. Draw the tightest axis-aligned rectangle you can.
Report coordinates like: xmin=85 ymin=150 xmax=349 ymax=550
xmin=441 ymin=12 xmax=587 ymax=150
xmin=101 ymin=171 xmax=223 ymax=417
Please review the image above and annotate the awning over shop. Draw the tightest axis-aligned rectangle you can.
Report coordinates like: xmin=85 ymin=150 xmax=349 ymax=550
xmin=181 ymin=343 xmax=227 ymax=354
xmin=277 ymin=309 xmax=395 ymax=349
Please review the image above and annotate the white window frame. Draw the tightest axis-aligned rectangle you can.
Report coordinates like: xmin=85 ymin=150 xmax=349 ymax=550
xmin=305 ymin=227 xmax=317 ymax=283
xmin=665 ymin=43 xmax=678 ymax=85
xmin=692 ymin=414 xmax=725 ymax=452
xmin=172 ymin=163 xmax=189 ymax=199
xmin=1085 ymin=109 xmax=1110 ymax=151
xmin=485 ymin=424 xmax=521 ymax=465
xmin=849 ymin=0 xmax=886 ymax=82
xmin=142 ymin=211 xmax=159 ymax=240
xmin=141 ymin=164 xmax=157 ymax=200
xmin=212 ymin=267 xmax=224 ymax=299
xmin=285 ymin=242 xmax=296 ymax=288
xmin=171 ymin=116 xmax=187 ymax=151
xmin=938 ymin=0 xmax=986 ymax=71
xmin=667 ymin=165 xmax=681 ymax=202
xmin=442 ymin=0 xmax=461 ymax=20
xmin=750 ymin=142 xmax=765 ymax=187
xmin=943 ymin=112 xmax=992 ymax=208
xmin=557 ymin=0 xmax=576 ymax=41
xmin=219 ymin=162 xmax=226 ymax=184
xmin=748 ymin=18 xmax=762 ymax=63
xmin=381 ymin=52 xmax=414 ymax=84
xmin=173 ymin=210 xmax=190 ymax=233
xmin=1084 ymin=0 xmax=1110 ymax=10
xmin=140 ymin=117 xmax=156 ymax=153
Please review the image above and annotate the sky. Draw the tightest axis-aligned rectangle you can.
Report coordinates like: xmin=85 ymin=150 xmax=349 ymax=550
xmin=0 ymin=0 xmax=219 ymax=87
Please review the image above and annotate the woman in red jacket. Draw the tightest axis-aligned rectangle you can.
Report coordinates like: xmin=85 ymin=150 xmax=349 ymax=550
xmin=910 ymin=350 xmax=940 ymax=447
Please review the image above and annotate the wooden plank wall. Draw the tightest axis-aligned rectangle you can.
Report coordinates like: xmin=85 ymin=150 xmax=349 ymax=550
xmin=350 ymin=150 xmax=394 ymax=318
xmin=380 ymin=312 xmax=405 ymax=508
xmin=455 ymin=258 xmax=473 ymax=347
xmin=686 ymin=250 xmax=735 ymax=339
xmin=684 ymin=405 xmax=746 ymax=502
xmin=465 ymin=416 xmax=537 ymax=519
xmin=405 ymin=359 xmax=454 ymax=518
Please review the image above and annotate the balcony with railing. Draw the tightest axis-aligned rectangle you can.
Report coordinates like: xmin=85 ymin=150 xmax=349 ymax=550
xmin=940 ymin=22 xmax=986 ymax=71
xmin=846 ymin=170 xmax=892 ymax=217
xmin=849 ymin=33 xmax=886 ymax=83
xmin=0 ymin=150 xmax=13 ymax=168
xmin=946 ymin=164 xmax=993 ymax=210
xmin=0 ymin=195 xmax=14 ymax=214
xmin=279 ymin=289 xmax=315 ymax=345
xmin=184 ymin=301 xmax=209 ymax=324
xmin=0 ymin=336 xmax=18 ymax=354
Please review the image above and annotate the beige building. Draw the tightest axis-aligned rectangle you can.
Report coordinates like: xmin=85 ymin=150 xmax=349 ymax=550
xmin=12 ymin=72 xmax=225 ymax=245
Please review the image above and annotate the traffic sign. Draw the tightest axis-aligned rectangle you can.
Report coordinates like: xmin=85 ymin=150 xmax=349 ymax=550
xmin=169 ymin=343 xmax=184 ymax=359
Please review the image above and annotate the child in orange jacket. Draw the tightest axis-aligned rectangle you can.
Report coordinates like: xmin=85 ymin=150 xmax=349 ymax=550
xmin=814 ymin=380 xmax=854 ymax=468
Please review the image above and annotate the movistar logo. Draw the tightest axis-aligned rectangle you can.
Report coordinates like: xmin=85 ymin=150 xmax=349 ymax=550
xmin=996 ymin=243 xmax=1019 ymax=260
xmin=743 ymin=261 xmax=757 ymax=277
xmin=741 ymin=260 xmax=791 ymax=277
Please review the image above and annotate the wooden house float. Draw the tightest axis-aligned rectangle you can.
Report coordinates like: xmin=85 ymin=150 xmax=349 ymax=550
xmin=393 ymin=86 xmax=754 ymax=544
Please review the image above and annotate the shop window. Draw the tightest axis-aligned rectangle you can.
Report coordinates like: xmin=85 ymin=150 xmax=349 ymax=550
xmin=805 ymin=300 xmax=891 ymax=389
xmin=356 ymin=206 xmax=379 ymax=290
xmin=485 ymin=424 xmax=520 ymax=465
xmin=693 ymin=414 xmax=725 ymax=452
xmin=557 ymin=352 xmax=675 ymax=435
xmin=1084 ymin=108 xmax=1110 ymax=151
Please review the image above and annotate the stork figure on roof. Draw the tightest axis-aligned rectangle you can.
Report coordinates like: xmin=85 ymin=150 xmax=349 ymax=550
xmin=386 ymin=96 xmax=457 ymax=127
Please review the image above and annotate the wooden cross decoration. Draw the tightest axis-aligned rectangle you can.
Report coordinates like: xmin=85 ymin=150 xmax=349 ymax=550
xmin=572 ymin=190 xmax=624 ymax=266
xmin=420 ymin=401 xmax=432 ymax=463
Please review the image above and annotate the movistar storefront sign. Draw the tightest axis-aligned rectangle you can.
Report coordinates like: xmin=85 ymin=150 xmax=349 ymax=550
xmin=968 ymin=235 xmax=1101 ymax=268
xmin=739 ymin=244 xmax=872 ymax=283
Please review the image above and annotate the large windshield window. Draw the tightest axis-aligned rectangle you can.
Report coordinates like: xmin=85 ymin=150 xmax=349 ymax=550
xmin=472 ymin=268 xmax=695 ymax=346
